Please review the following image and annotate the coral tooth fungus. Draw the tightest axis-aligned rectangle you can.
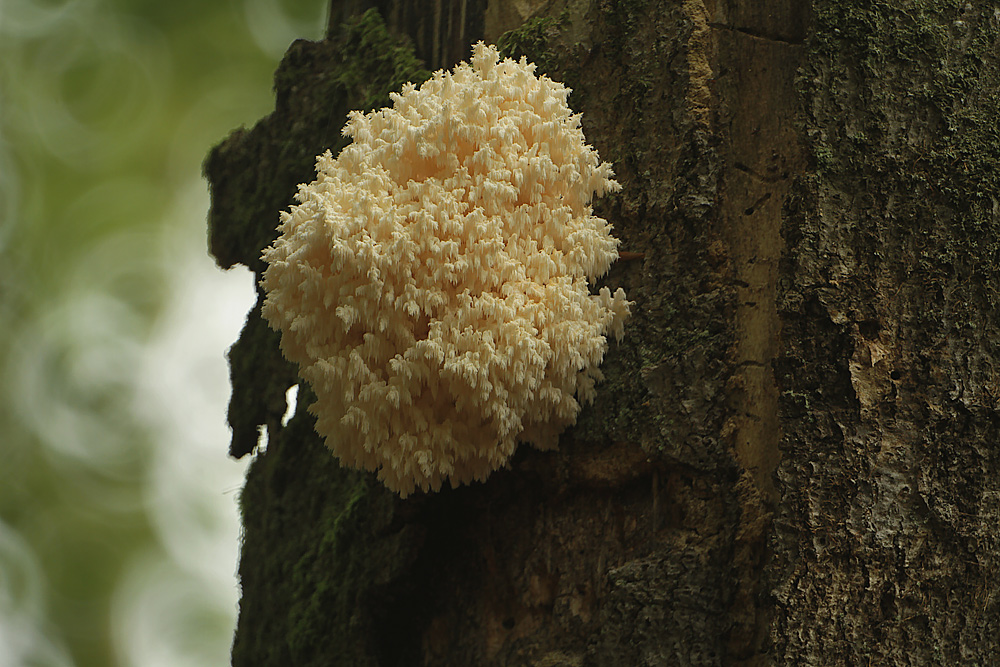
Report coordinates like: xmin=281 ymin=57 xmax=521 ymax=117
xmin=261 ymin=42 xmax=630 ymax=496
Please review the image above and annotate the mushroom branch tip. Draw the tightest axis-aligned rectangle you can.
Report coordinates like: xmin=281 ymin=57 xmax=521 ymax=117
xmin=260 ymin=41 xmax=631 ymax=497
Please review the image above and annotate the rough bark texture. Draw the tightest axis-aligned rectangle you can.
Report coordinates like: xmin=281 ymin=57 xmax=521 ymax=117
xmin=772 ymin=2 xmax=1000 ymax=664
xmin=206 ymin=1 xmax=1000 ymax=665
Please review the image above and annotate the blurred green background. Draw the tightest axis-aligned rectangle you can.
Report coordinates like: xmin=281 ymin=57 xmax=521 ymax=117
xmin=0 ymin=0 xmax=328 ymax=664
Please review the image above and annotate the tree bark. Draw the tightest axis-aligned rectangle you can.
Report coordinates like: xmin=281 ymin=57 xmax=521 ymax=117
xmin=206 ymin=1 xmax=1000 ymax=665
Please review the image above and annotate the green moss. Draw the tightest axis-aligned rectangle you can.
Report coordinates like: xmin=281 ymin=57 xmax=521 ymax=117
xmin=232 ymin=397 xmax=412 ymax=666
xmin=284 ymin=470 xmax=380 ymax=660
xmin=496 ymin=13 xmax=567 ymax=70
xmin=807 ymin=0 xmax=1000 ymax=208
xmin=802 ymin=0 xmax=1000 ymax=323
xmin=207 ymin=9 xmax=430 ymax=274
xmin=293 ymin=8 xmax=432 ymax=114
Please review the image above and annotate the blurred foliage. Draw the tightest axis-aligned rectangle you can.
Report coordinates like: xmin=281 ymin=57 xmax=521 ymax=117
xmin=0 ymin=0 xmax=328 ymax=665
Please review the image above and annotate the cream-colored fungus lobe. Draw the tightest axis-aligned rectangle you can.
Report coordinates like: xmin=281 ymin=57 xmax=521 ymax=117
xmin=261 ymin=42 xmax=630 ymax=496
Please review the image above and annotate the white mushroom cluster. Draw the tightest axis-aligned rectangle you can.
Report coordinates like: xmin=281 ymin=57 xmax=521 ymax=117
xmin=261 ymin=42 xmax=630 ymax=496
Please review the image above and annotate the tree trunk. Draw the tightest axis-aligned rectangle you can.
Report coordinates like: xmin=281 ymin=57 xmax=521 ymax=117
xmin=205 ymin=1 xmax=1000 ymax=665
